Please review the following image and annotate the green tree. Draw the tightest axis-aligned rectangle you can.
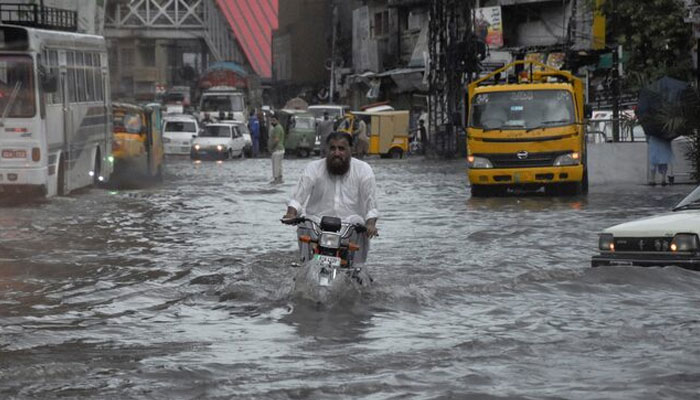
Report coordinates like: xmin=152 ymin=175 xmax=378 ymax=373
xmin=600 ymin=0 xmax=693 ymax=89
xmin=600 ymin=0 xmax=700 ymax=181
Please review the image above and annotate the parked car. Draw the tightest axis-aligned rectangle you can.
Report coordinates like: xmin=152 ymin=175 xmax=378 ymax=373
xmin=190 ymin=123 xmax=246 ymax=160
xmin=162 ymin=114 xmax=199 ymax=155
xmin=219 ymin=119 xmax=252 ymax=157
xmin=591 ymin=184 xmax=700 ymax=269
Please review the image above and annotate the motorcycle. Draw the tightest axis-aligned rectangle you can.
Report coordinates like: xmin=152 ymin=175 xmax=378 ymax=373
xmin=282 ymin=215 xmax=372 ymax=304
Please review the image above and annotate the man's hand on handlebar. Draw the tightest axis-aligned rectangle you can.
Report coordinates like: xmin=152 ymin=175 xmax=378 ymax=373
xmin=365 ymin=218 xmax=379 ymax=239
xmin=281 ymin=206 xmax=299 ymax=225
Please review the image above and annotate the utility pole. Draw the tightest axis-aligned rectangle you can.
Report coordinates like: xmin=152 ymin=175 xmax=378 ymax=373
xmin=329 ymin=5 xmax=338 ymax=104
xmin=611 ymin=0 xmax=620 ymax=142
xmin=428 ymin=0 xmax=476 ymax=158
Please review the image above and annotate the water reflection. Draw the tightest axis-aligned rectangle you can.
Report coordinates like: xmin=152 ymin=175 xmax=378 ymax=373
xmin=1 ymin=157 xmax=699 ymax=398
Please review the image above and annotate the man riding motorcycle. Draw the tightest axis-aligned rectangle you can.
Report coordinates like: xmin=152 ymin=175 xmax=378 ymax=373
xmin=283 ymin=131 xmax=379 ymax=264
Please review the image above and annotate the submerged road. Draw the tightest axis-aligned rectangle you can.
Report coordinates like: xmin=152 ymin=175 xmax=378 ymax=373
xmin=1 ymin=155 xmax=698 ymax=399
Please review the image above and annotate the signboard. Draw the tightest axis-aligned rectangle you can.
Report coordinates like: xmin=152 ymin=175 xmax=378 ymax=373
xmin=475 ymin=6 xmax=504 ymax=49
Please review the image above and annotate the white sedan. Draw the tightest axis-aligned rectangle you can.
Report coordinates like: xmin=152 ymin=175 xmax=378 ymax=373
xmin=592 ymin=185 xmax=700 ymax=269
xmin=190 ymin=123 xmax=247 ymax=160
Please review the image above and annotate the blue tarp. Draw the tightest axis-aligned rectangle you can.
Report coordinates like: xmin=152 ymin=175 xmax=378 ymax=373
xmin=204 ymin=62 xmax=248 ymax=77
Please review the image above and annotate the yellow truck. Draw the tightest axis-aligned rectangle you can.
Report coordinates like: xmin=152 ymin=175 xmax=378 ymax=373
xmin=466 ymin=60 xmax=590 ymax=196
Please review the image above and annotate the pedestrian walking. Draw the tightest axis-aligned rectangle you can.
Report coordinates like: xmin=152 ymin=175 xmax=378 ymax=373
xmin=248 ymin=109 xmax=260 ymax=157
xmin=268 ymin=114 xmax=286 ymax=184
xmin=647 ymin=134 xmax=674 ymax=186
xmin=316 ymin=111 xmax=335 ymax=157
xmin=353 ymin=118 xmax=369 ymax=159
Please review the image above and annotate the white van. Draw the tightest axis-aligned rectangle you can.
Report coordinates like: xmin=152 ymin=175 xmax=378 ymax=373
xmin=162 ymin=114 xmax=200 ymax=155
xmin=308 ymin=104 xmax=350 ymax=123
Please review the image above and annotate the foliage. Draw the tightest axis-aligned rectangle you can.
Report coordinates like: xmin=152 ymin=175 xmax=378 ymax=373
xmin=598 ymin=0 xmax=694 ymax=90
xmin=598 ymin=0 xmax=700 ymax=181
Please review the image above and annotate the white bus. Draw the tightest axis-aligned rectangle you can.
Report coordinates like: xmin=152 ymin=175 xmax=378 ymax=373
xmin=0 ymin=24 xmax=112 ymax=197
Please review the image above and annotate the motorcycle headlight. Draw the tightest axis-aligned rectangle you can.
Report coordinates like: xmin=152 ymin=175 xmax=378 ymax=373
xmin=319 ymin=233 xmax=341 ymax=249
xmin=554 ymin=152 xmax=580 ymax=166
xmin=217 ymin=145 xmax=224 ymax=151
xmin=467 ymin=155 xmax=493 ymax=169
xmin=670 ymin=233 xmax=699 ymax=252
xmin=193 ymin=144 xmax=200 ymax=151
xmin=599 ymin=233 xmax=614 ymax=251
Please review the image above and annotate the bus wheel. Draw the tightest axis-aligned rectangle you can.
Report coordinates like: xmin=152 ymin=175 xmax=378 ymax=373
xmin=389 ymin=148 xmax=403 ymax=159
xmin=57 ymin=156 xmax=66 ymax=196
xmin=92 ymin=149 xmax=102 ymax=186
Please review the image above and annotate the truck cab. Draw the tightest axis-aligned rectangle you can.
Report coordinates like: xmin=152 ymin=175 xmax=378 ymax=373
xmin=467 ymin=60 xmax=589 ymax=196
xmin=196 ymin=86 xmax=247 ymax=124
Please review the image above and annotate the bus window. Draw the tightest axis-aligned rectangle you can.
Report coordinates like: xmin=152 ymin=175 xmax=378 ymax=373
xmin=0 ymin=55 xmax=36 ymax=118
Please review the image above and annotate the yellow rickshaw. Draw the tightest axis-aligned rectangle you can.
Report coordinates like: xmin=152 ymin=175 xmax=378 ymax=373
xmin=111 ymin=102 xmax=165 ymax=185
xmin=338 ymin=110 xmax=410 ymax=158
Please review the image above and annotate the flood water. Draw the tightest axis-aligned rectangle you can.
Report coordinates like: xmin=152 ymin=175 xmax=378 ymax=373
xmin=1 ymin=156 xmax=699 ymax=399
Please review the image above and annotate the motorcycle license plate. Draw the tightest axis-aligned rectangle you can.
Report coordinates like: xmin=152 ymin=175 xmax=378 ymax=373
xmin=319 ymin=275 xmax=330 ymax=286
xmin=315 ymin=254 xmax=340 ymax=267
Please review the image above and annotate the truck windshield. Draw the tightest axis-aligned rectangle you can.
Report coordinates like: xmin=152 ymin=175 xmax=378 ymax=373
xmin=470 ymin=90 xmax=574 ymax=130
xmin=0 ymin=55 xmax=36 ymax=118
xmin=201 ymin=94 xmax=244 ymax=112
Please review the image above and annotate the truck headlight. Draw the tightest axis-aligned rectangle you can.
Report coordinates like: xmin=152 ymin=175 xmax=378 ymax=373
xmin=319 ymin=233 xmax=341 ymax=249
xmin=670 ymin=234 xmax=699 ymax=252
xmin=599 ymin=233 xmax=614 ymax=251
xmin=467 ymin=155 xmax=493 ymax=169
xmin=554 ymin=152 xmax=580 ymax=166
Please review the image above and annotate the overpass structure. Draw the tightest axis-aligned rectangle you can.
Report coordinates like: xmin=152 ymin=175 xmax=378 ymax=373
xmin=103 ymin=0 xmax=277 ymax=100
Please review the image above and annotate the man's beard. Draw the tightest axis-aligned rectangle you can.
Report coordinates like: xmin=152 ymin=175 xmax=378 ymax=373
xmin=326 ymin=155 xmax=350 ymax=175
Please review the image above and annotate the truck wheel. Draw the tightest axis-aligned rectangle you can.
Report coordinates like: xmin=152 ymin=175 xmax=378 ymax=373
xmin=546 ymin=182 xmax=582 ymax=196
xmin=389 ymin=148 xmax=403 ymax=159
xmin=471 ymin=184 xmax=488 ymax=197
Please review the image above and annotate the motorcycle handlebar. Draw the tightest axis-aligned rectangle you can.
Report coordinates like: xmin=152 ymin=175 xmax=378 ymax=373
xmin=281 ymin=216 xmax=366 ymax=234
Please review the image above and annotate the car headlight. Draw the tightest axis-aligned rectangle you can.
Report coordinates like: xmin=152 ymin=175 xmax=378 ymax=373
xmin=599 ymin=233 xmax=614 ymax=251
xmin=319 ymin=233 xmax=341 ymax=249
xmin=163 ymin=137 xmax=171 ymax=143
xmin=193 ymin=144 xmax=200 ymax=150
xmin=670 ymin=233 xmax=699 ymax=252
xmin=554 ymin=152 xmax=580 ymax=166
xmin=467 ymin=155 xmax=493 ymax=169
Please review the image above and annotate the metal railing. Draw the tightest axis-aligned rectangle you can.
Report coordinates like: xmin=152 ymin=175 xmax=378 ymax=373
xmin=0 ymin=3 xmax=77 ymax=32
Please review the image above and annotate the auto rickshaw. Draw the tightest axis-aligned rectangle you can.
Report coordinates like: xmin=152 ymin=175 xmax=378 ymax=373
xmin=337 ymin=110 xmax=410 ymax=158
xmin=278 ymin=109 xmax=317 ymax=157
xmin=111 ymin=102 xmax=165 ymax=186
